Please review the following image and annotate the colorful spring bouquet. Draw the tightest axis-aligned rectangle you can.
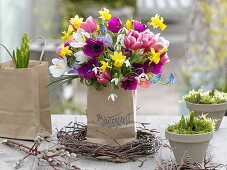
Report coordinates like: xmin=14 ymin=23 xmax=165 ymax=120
xmin=49 ymin=8 xmax=175 ymax=101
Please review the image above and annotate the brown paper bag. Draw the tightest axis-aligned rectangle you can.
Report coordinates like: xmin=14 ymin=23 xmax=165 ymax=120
xmin=0 ymin=60 xmax=52 ymax=140
xmin=87 ymin=86 xmax=137 ymax=146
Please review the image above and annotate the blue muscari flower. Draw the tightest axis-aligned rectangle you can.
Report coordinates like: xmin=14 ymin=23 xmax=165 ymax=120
xmin=97 ymin=34 xmax=113 ymax=47
xmin=100 ymin=23 xmax=107 ymax=35
xmin=165 ymin=73 xmax=175 ymax=85
xmin=151 ymin=74 xmax=161 ymax=84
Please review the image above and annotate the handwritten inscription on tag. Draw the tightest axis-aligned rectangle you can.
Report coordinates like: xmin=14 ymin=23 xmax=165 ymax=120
xmin=97 ymin=112 xmax=133 ymax=128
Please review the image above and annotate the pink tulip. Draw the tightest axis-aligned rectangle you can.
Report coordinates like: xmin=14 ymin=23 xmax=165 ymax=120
xmin=81 ymin=16 xmax=97 ymax=33
xmin=124 ymin=30 xmax=156 ymax=51
xmin=124 ymin=30 xmax=143 ymax=50
xmin=141 ymin=30 xmax=156 ymax=49
xmin=95 ymin=70 xmax=111 ymax=84
xmin=160 ymin=53 xmax=170 ymax=65
xmin=138 ymin=78 xmax=151 ymax=88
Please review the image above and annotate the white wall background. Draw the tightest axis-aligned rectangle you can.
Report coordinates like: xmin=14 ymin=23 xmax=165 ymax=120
xmin=0 ymin=0 xmax=34 ymax=63
xmin=0 ymin=0 xmax=59 ymax=63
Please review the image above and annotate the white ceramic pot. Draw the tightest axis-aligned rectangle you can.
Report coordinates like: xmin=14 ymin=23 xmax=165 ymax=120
xmin=165 ymin=130 xmax=213 ymax=163
xmin=186 ymin=101 xmax=227 ymax=130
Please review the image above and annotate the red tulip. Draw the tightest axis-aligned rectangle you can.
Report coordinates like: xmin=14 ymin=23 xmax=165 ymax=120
xmin=95 ymin=70 xmax=111 ymax=84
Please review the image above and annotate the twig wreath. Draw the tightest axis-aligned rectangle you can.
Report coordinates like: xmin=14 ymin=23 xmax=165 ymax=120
xmin=57 ymin=122 xmax=161 ymax=163
xmin=1 ymin=122 xmax=161 ymax=169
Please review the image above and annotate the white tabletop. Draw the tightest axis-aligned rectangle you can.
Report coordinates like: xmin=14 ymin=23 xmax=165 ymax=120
xmin=0 ymin=115 xmax=227 ymax=170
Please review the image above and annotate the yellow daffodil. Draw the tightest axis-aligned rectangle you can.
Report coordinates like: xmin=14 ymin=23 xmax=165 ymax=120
xmin=148 ymin=48 xmax=161 ymax=64
xmin=67 ymin=24 xmax=74 ymax=33
xmin=110 ymin=51 xmax=126 ymax=67
xmin=149 ymin=14 xmax=167 ymax=30
xmin=99 ymin=8 xmax=112 ymax=20
xmin=59 ymin=45 xmax=72 ymax=57
xmin=126 ymin=20 xmax=132 ymax=30
xmin=61 ymin=31 xmax=73 ymax=42
xmin=70 ymin=15 xmax=83 ymax=29
xmin=97 ymin=24 xmax=100 ymax=30
xmin=100 ymin=61 xmax=112 ymax=71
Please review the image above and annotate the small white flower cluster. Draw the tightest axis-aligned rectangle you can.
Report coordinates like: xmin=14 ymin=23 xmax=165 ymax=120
xmin=34 ymin=133 xmax=44 ymax=146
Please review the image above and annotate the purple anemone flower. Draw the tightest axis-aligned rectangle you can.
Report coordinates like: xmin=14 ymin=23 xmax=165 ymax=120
xmin=121 ymin=47 xmax=132 ymax=58
xmin=141 ymin=61 xmax=163 ymax=75
xmin=77 ymin=58 xmax=98 ymax=79
xmin=107 ymin=17 xmax=123 ymax=33
xmin=120 ymin=77 xmax=138 ymax=90
xmin=83 ymin=38 xmax=104 ymax=57
xmin=134 ymin=22 xmax=146 ymax=32
xmin=150 ymin=62 xmax=163 ymax=75
xmin=132 ymin=63 xmax=144 ymax=75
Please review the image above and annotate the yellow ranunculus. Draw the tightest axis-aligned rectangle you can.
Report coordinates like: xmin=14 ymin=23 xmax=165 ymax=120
xmin=100 ymin=61 xmax=112 ymax=71
xmin=99 ymin=8 xmax=112 ymax=20
xmin=110 ymin=51 xmax=126 ymax=67
xmin=149 ymin=14 xmax=167 ymax=31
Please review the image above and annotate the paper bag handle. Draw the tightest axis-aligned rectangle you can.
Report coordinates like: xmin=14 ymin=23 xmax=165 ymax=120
xmin=30 ymin=36 xmax=47 ymax=63
xmin=0 ymin=36 xmax=46 ymax=66
xmin=0 ymin=44 xmax=15 ymax=68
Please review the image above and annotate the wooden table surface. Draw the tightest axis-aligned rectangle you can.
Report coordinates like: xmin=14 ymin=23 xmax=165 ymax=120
xmin=0 ymin=115 xmax=227 ymax=170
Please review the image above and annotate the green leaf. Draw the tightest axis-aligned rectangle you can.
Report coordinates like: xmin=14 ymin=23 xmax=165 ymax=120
xmin=189 ymin=111 xmax=195 ymax=129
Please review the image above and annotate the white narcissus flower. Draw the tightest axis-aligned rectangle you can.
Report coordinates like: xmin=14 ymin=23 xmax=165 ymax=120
xmin=125 ymin=59 xmax=131 ymax=67
xmin=108 ymin=93 xmax=118 ymax=102
xmin=74 ymin=51 xmax=91 ymax=64
xmin=111 ymin=78 xmax=119 ymax=86
xmin=70 ymin=28 xmax=90 ymax=48
xmin=49 ymin=57 xmax=68 ymax=78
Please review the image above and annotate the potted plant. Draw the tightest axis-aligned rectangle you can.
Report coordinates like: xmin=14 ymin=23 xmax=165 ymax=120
xmin=48 ymin=8 xmax=175 ymax=145
xmin=181 ymin=88 xmax=227 ymax=130
xmin=0 ymin=33 xmax=51 ymax=140
xmin=165 ymin=111 xmax=215 ymax=163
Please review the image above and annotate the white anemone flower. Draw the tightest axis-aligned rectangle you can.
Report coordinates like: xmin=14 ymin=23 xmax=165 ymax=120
xmin=74 ymin=51 xmax=91 ymax=64
xmin=111 ymin=78 xmax=119 ymax=86
xmin=49 ymin=57 xmax=68 ymax=78
xmin=108 ymin=93 xmax=118 ymax=102
xmin=70 ymin=28 xmax=90 ymax=48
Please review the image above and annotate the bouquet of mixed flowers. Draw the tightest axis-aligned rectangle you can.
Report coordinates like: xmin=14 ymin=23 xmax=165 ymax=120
xmin=49 ymin=8 xmax=175 ymax=101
